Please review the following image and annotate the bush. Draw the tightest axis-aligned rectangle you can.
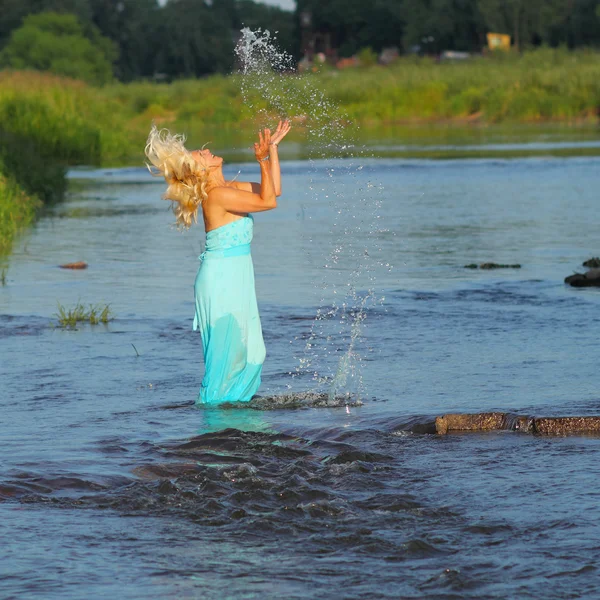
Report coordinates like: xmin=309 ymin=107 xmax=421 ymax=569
xmin=0 ymin=12 xmax=116 ymax=85
xmin=356 ymin=47 xmax=378 ymax=67
xmin=0 ymin=171 xmax=41 ymax=254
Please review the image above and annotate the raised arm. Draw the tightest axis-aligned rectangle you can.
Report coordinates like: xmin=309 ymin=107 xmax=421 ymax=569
xmin=228 ymin=120 xmax=291 ymax=198
xmin=269 ymin=120 xmax=290 ymax=197
xmin=209 ymin=129 xmax=277 ymax=214
xmin=269 ymin=143 xmax=281 ymax=196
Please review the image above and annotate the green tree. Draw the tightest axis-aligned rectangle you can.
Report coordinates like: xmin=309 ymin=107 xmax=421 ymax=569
xmin=476 ymin=0 xmax=571 ymax=50
xmin=402 ymin=0 xmax=485 ymax=53
xmin=296 ymin=0 xmax=403 ymax=57
xmin=153 ymin=0 xmax=235 ymax=79
xmin=90 ymin=0 xmax=160 ymax=81
xmin=0 ymin=11 xmax=116 ymax=84
xmin=560 ymin=0 xmax=600 ymax=48
xmin=0 ymin=0 xmax=93 ymax=46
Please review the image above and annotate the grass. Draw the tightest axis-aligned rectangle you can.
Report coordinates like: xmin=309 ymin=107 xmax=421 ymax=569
xmin=1 ymin=48 xmax=600 ymax=251
xmin=0 ymin=172 xmax=41 ymax=254
xmin=326 ymin=48 xmax=600 ymax=124
xmin=55 ymin=301 xmax=112 ymax=328
xmin=0 ymin=72 xmax=111 ymax=253
xmin=107 ymin=47 xmax=600 ymax=150
xmin=0 ymin=48 xmax=598 ymax=167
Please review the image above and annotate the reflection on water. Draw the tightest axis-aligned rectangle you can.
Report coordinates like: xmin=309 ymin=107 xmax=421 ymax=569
xmin=137 ymin=123 xmax=600 ymax=162
xmin=199 ymin=407 xmax=270 ymax=434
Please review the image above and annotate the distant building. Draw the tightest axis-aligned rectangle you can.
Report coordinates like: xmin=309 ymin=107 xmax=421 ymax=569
xmin=379 ymin=47 xmax=399 ymax=65
xmin=487 ymin=33 xmax=511 ymax=51
xmin=300 ymin=10 xmax=337 ymax=62
xmin=440 ymin=50 xmax=471 ymax=61
xmin=299 ymin=10 xmax=336 ymax=63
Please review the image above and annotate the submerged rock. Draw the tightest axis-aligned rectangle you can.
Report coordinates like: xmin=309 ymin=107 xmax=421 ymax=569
xmin=215 ymin=392 xmax=363 ymax=410
xmin=564 ymin=268 xmax=600 ymax=287
xmin=435 ymin=413 xmax=507 ymax=434
xmin=582 ymin=257 xmax=600 ymax=268
xmin=436 ymin=412 xmax=600 ymax=436
xmin=59 ymin=261 xmax=88 ymax=269
xmin=464 ymin=263 xmax=521 ymax=269
xmin=532 ymin=417 xmax=600 ymax=436
xmin=480 ymin=262 xmax=521 ymax=270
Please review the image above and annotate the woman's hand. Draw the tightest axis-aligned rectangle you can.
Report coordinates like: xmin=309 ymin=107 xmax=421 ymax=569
xmin=270 ymin=119 xmax=291 ymax=147
xmin=254 ymin=129 xmax=271 ymax=162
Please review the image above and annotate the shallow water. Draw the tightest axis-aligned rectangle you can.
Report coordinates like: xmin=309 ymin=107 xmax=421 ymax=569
xmin=2 ymin=156 xmax=600 ymax=598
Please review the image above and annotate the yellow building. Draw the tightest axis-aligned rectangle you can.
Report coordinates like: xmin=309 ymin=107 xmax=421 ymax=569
xmin=487 ymin=33 xmax=511 ymax=51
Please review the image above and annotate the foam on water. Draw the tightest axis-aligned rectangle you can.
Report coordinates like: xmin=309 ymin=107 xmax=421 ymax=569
xmin=235 ymin=29 xmax=388 ymax=402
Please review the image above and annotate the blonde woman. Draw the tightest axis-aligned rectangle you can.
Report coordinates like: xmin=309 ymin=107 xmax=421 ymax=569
xmin=145 ymin=120 xmax=291 ymax=404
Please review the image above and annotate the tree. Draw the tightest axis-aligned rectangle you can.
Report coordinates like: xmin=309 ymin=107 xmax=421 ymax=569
xmin=476 ymin=0 xmax=571 ymax=50
xmin=153 ymin=0 xmax=236 ymax=79
xmin=90 ymin=0 xmax=160 ymax=81
xmin=0 ymin=0 xmax=93 ymax=47
xmin=560 ymin=0 xmax=600 ymax=48
xmin=296 ymin=0 xmax=404 ymax=57
xmin=0 ymin=12 xmax=116 ymax=84
xmin=402 ymin=0 xmax=485 ymax=53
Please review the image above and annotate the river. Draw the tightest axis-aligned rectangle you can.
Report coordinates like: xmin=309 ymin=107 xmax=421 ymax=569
xmin=2 ymin=151 xmax=600 ymax=598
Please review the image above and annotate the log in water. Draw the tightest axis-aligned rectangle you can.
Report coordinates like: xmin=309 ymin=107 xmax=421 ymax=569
xmin=436 ymin=413 xmax=600 ymax=436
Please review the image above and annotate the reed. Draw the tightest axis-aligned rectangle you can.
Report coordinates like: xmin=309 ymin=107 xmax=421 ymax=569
xmin=1 ymin=48 xmax=598 ymax=169
xmin=0 ymin=71 xmax=118 ymax=252
xmin=321 ymin=48 xmax=600 ymax=123
xmin=0 ymin=171 xmax=41 ymax=254
xmin=55 ymin=302 xmax=112 ymax=328
xmin=105 ymin=48 xmax=600 ymax=133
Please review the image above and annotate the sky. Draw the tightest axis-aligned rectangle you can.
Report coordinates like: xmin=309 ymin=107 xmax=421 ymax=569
xmin=158 ymin=0 xmax=295 ymax=10
xmin=258 ymin=0 xmax=295 ymax=10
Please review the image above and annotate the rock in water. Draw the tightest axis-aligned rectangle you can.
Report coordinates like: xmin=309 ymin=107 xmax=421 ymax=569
xmin=435 ymin=413 xmax=507 ymax=434
xmin=436 ymin=413 xmax=600 ymax=436
xmin=479 ymin=262 xmax=521 ymax=270
xmin=532 ymin=417 xmax=600 ymax=436
xmin=565 ymin=268 xmax=600 ymax=287
xmin=582 ymin=257 xmax=600 ymax=268
xmin=463 ymin=263 xmax=521 ymax=269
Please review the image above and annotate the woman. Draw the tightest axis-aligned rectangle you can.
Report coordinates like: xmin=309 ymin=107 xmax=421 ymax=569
xmin=145 ymin=120 xmax=291 ymax=404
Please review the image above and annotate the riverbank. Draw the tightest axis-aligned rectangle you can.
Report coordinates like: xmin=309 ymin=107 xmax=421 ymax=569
xmin=0 ymin=72 xmax=102 ymax=252
xmin=5 ymin=47 xmax=600 ymax=164
xmin=110 ymin=47 xmax=600 ymax=158
xmin=1 ymin=48 xmax=599 ymax=251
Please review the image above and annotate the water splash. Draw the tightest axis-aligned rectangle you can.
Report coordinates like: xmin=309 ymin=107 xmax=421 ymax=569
xmin=236 ymin=29 xmax=386 ymax=402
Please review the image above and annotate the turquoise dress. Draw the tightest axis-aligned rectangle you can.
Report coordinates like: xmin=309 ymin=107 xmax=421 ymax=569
xmin=193 ymin=215 xmax=266 ymax=404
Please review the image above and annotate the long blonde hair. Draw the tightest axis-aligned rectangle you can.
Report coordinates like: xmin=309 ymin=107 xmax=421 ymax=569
xmin=144 ymin=125 xmax=208 ymax=228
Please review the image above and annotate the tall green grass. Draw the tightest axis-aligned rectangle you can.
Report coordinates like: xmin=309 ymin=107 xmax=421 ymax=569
xmin=324 ymin=48 xmax=600 ymax=123
xmin=98 ymin=47 xmax=600 ymax=160
xmin=3 ymin=47 xmax=599 ymax=166
xmin=55 ymin=301 xmax=112 ymax=328
xmin=0 ymin=171 xmax=41 ymax=254
xmin=1 ymin=48 xmax=600 ymax=251
xmin=108 ymin=48 xmax=600 ymax=126
xmin=0 ymin=71 xmax=116 ymax=252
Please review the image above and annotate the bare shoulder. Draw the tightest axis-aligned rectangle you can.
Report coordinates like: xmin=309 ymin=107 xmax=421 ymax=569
xmin=202 ymin=188 xmax=228 ymax=221
xmin=207 ymin=185 xmax=238 ymax=202
xmin=207 ymin=182 xmax=276 ymax=214
xmin=227 ymin=180 xmax=260 ymax=194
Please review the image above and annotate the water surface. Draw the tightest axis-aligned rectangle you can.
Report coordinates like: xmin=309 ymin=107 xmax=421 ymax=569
xmin=2 ymin=156 xmax=600 ymax=598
